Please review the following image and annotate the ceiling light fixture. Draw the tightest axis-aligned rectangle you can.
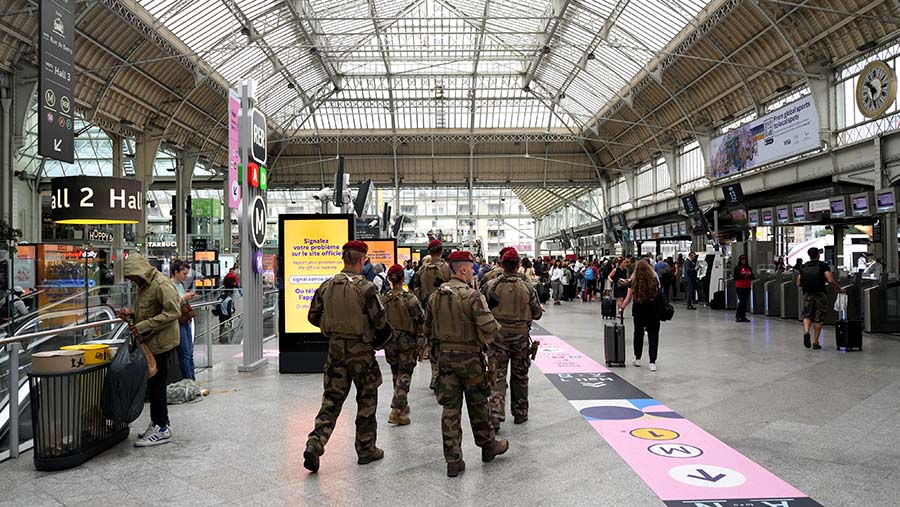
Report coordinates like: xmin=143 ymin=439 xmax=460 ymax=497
xmin=586 ymin=52 xmax=596 ymax=60
xmin=240 ymin=27 xmax=251 ymax=37
xmin=287 ymin=82 xmax=295 ymax=89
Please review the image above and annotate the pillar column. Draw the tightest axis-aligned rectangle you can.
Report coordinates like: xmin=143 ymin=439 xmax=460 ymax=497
xmin=222 ymin=171 xmax=232 ymax=254
xmin=175 ymin=151 xmax=197 ymax=258
xmin=134 ymin=130 xmax=162 ymax=256
xmin=111 ymin=134 xmax=125 ymax=283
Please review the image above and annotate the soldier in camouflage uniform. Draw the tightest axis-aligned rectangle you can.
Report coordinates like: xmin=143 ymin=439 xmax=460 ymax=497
xmin=425 ymin=250 xmax=509 ymax=477
xmin=480 ymin=246 xmax=527 ymax=295
xmin=410 ymin=239 xmax=453 ymax=389
xmin=382 ymin=264 xmax=425 ymax=426
xmin=303 ymin=241 xmax=393 ymax=473
xmin=484 ymin=248 xmax=543 ymax=430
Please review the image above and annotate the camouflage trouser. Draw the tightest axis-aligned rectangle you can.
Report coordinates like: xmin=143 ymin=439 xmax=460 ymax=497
xmin=306 ymin=337 xmax=383 ymax=458
xmin=428 ymin=337 xmax=439 ymax=388
xmin=490 ymin=334 xmax=531 ymax=427
xmin=436 ymin=350 xmax=495 ymax=463
xmin=384 ymin=332 xmax=418 ymax=411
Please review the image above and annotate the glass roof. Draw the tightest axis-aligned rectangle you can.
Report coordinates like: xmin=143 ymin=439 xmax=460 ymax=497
xmin=137 ymin=0 xmax=712 ymax=134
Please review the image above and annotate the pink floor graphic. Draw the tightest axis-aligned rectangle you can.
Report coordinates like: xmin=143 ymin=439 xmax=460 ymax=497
xmin=534 ymin=335 xmax=822 ymax=507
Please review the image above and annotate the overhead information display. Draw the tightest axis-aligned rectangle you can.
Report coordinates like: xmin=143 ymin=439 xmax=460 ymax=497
xmin=39 ymin=0 xmax=75 ymax=163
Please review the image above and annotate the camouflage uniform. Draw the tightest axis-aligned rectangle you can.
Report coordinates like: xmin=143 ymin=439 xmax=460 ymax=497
xmin=479 ymin=270 xmax=526 ymax=296
xmin=425 ymin=279 xmax=503 ymax=464
xmin=484 ymin=273 xmax=543 ymax=428
xmin=410 ymin=258 xmax=453 ymax=388
xmin=382 ymin=288 xmax=424 ymax=413
xmin=306 ymin=269 xmax=389 ymax=460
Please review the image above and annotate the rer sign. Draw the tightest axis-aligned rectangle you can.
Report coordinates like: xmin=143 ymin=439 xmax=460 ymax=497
xmin=251 ymin=109 xmax=267 ymax=166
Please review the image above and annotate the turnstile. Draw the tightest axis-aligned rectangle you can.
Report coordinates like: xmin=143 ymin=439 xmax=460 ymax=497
xmin=764 ymin=277 xmax=784 ymax=316
xmin=780 ymin=280 xmax=799 ymax=319
xmin=724 ymin=278 xmax=737 ymax=310
xmin=751 ymin=277 xmax=770 ymax=314
xmin=863 ymin=279 xmax=900 ymax=332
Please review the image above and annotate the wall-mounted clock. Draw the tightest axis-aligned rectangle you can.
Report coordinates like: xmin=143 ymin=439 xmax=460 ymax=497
xmin=856 ymin=60 xmax=897 ymax=119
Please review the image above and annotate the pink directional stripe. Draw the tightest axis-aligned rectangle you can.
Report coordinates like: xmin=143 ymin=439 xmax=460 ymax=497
xmin=532 ymin=334 xmax=610 ymax=373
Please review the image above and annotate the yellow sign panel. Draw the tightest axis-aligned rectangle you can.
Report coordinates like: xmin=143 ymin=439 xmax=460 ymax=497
xmin=366 ymin=240 xmax=396 ymax=268
xmin=412 ymin=251 xmax=421 ymax=262
xmin=397 ymin=246 xmax=412 ymax=266
xmin=283 ymin=217 xmax=351 ymax=334
xmin=630 ymin=428 xmax=680 ymax=441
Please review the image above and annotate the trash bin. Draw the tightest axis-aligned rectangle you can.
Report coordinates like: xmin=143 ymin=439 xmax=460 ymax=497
xmin=28 ymin=362 xmax=129 ymax=471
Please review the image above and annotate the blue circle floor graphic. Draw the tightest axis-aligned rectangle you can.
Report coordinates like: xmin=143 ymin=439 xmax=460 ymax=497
xmin=580 ymin=405 xmax=686 ymax=421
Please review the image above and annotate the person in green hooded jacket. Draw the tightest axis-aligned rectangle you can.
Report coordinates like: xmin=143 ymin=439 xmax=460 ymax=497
xmin=119 ymin=253 xmax=181 ymax=447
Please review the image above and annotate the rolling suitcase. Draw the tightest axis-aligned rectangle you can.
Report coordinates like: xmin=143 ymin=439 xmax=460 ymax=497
xmin=604 ymin=318 xmax=626 ymax=367
xmin=835 ymin=319 xmax=863 ymax=351
xmin=601 ymin=298 xmax=617 ymax=319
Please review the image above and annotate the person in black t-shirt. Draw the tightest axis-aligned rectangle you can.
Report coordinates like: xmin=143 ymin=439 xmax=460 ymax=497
xmin=797 ymin=247 xmax=845 ymax=350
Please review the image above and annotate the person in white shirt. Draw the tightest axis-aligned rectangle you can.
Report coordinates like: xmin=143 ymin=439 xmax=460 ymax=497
xmin=550 ymin=260 xmax=564 ymax=306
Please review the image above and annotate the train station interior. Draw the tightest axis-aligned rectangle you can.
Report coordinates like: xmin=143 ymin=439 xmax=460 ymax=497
xmin=2 ymin=0 xmax=900 ymax=505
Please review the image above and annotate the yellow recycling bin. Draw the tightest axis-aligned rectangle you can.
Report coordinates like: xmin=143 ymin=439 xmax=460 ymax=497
xmin=61 ymin=344 xmax=111 ymax=365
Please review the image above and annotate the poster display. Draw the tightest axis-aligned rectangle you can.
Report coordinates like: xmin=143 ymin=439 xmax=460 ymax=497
xmin=227 ymin=90 xmax=241 ymax=209
xmin=412 ymin=251 xmax=421 ymax=263
xmin=397 ymin=246 xmax=412 ymax=266
xmin=365 ymin=239 xmax=397 ymax=268
xmin=279 ymin=214 xmax=353 ymax=335
xmin=711 ymin=96 xmax=820 ymax=179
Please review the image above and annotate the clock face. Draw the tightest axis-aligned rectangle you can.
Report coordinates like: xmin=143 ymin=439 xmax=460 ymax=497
xmin=856 ymin=61 xmax=897 ymax=118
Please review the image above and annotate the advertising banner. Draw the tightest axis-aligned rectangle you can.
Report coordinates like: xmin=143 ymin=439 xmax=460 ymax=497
xmin=711 ymin=96 xmax=820 ymax=179
xmin=397 ymin=246 xmax=412 ymax=265
xmin=366 ymin=239 xmax=397 ymax=268
xmin=228 ymin=90 xmax=241 ymax=209
xmin=280 ymin=215 xmax=353 ymax=335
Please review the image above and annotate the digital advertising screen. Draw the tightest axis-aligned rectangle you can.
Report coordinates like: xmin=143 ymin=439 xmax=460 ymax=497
xmin=852 ymin=193 xmax=871 ymax=217
xmin=830 ymin=197 xmax=847 ymax=218
xmin=366 ymin=239 xmax=397 ymax=268
xmin=876 ymin=188 xmax=896 ymax=213
xmin=761 ymin=208 xmax=774 ymax=225
xmin=664 ymin=224 xmax=672 ymax=237
xmin=412 ymin=251 xmax=421 ymax=263
xmin=679 ymin=222 xmax=688 ymax=235
xmin=397 ymin=246 xmax=412 ymax=266
xmin=279 ymin=214 xmax=354 ymax=336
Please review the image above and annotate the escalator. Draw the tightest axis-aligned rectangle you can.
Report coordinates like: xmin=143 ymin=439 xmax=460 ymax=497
xmin=1 ymin=306 xmax=128 ymax=461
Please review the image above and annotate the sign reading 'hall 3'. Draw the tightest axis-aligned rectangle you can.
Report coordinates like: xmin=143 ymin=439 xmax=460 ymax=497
xmin=39 ymin=0 xmax=75 ymax=163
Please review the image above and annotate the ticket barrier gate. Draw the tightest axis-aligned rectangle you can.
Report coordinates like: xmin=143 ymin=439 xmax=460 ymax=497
xmin=723 ymin=278 xmax=737 ymax=310
xmin=863 ymin=277 xmax=900 ymax=333
xmin=764 ymin=275 xmax=790 ymax=317
xmin=751 ymin=274 xmax=773 ymax=315
xmin=780 ymin=279 xmax=800 ymax=319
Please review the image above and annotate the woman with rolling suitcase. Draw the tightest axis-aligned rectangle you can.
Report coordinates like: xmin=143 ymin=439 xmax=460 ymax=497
xmin=620 ymin=261 xmax=662 ymax=372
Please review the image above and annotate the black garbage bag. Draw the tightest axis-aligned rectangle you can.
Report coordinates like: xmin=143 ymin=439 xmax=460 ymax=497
xmin=101 ymin=335 xmax=148 ymax=423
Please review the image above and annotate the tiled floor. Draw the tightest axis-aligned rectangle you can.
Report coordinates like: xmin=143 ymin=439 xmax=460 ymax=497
xmin=2 ymin=301 xmax=900 ymax=506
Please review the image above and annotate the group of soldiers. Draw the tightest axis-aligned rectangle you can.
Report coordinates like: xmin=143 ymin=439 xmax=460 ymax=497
xmin=302 ymin=239 xmax=543 ymax=478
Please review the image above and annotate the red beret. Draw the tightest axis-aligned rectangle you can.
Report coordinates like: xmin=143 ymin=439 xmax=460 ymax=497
xmin=446 ymin=250 xmax=475 ymax=263
xmin=387 ymin=264 xmax=404 ymax=278
xmin=427 ymin=239 xmax=443 ymax=250
xmin=500 ymin=248 xmax=520 ymax=263
xmin=498 ymin=246 xmax=512 ymax=257
xmin=342 ymin=240 xmax=368 ymax=254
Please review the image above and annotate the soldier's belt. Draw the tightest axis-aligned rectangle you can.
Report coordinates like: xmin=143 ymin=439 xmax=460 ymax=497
xmin=438 ymin=342 xmax=483 ymax=353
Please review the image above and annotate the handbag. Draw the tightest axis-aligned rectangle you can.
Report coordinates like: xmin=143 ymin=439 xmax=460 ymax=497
xmin=178 ymin=301 xmax=196 ymax=324
xmin=141 ymin=342 xmax=158 ymax=378
xmin=656 ymin=295 xmax=675 ymax=321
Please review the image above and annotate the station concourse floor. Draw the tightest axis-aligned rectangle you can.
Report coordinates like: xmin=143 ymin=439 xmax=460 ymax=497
xmin=3 ymin=302 xmax=900 ymax=506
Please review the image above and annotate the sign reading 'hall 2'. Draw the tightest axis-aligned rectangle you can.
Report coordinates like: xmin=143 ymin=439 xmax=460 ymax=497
xmin=39 ymin=0 xmax=75 ymax=163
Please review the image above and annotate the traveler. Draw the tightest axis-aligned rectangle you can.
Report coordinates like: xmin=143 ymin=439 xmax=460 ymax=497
xmin=562 ymin=261 xmax=576 ymax=301
xmin=96 ymin=253 xmax=114 ymax=305
xmin=674 ymin=254 xmax=684 ymax=298
xmin=424 ymin=250 xmax=508 ymax=477
xmin=410 ymin=239 xmax=454 ymax=390
xmin=303 ymin=241 xmax=392 ymax=473
xmin=609 ymin=258 xmax=629 ymax=314
xmin=382 ymin=264 xmax=425 ymax=426
xmin=733 ymin=255 xmax=753 ymax=323
xmin=620 ymin=261 xmax=662 ymax=372
xmin=484 ymin=248 xmax=543 ymax=431
xmin=120 ymin=253 xmax=181 ymax=447
xmin=654 ymin=255 xmax=672 ymax=298
xmin=403 ymin=261 xmax=415 ymax=287
xmin=372 ymin=263 xmax=388 ymax=293
xmin=798 ymin=247 xmax=845 ymax=350
xmin=550 ymin=260 xmax=564 ymax=305
xmin=214 ymin=288 xmax=235 ymax=343
xmin=599 ymin=259 xmax=612 ymax=295
xmin=684 ymin=252 xmax=699 ymax=310
xmin=362 ymin=257 xmax=375 ymax=282
xmin=519 ymin=257 xmax=536 ymax=283
xmin=792 ymin=258 xmax=804 ymax=272
xmin=3 ymin=286 xmax=29 ymax=320
xmin=170 ymin=259 xmax=198 ymax=380
xmin=583 ymin=261 xmax=598 ymax=301
xmin=223 ymin=267 xmax=239 ymax=289
xmin=775 ymin=256 xmax=786 ymax=272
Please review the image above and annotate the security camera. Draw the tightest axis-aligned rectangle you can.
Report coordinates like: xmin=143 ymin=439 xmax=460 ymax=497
xmin=313 ymin=187 xmax=332 ymax=201
xmin=368 ymin=219 xmax=379 ymax=228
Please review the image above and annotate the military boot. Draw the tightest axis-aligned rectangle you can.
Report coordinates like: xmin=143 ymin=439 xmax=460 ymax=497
xmin=358 ymin=447 xmax=384 ymax=465
xmin=303 ymin=445 xmax=321 ymax=473
xmin=481 ymin=439 xmax=509 ymax=463
xmin=388 ymin=409 xmax=402 ymax=425
xmin=447 ymin=460 xmax=466 ymax=477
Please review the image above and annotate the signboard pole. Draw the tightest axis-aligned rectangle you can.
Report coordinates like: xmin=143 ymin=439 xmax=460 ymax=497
xmin=238 ymin=80 xmax=267 ymax=372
